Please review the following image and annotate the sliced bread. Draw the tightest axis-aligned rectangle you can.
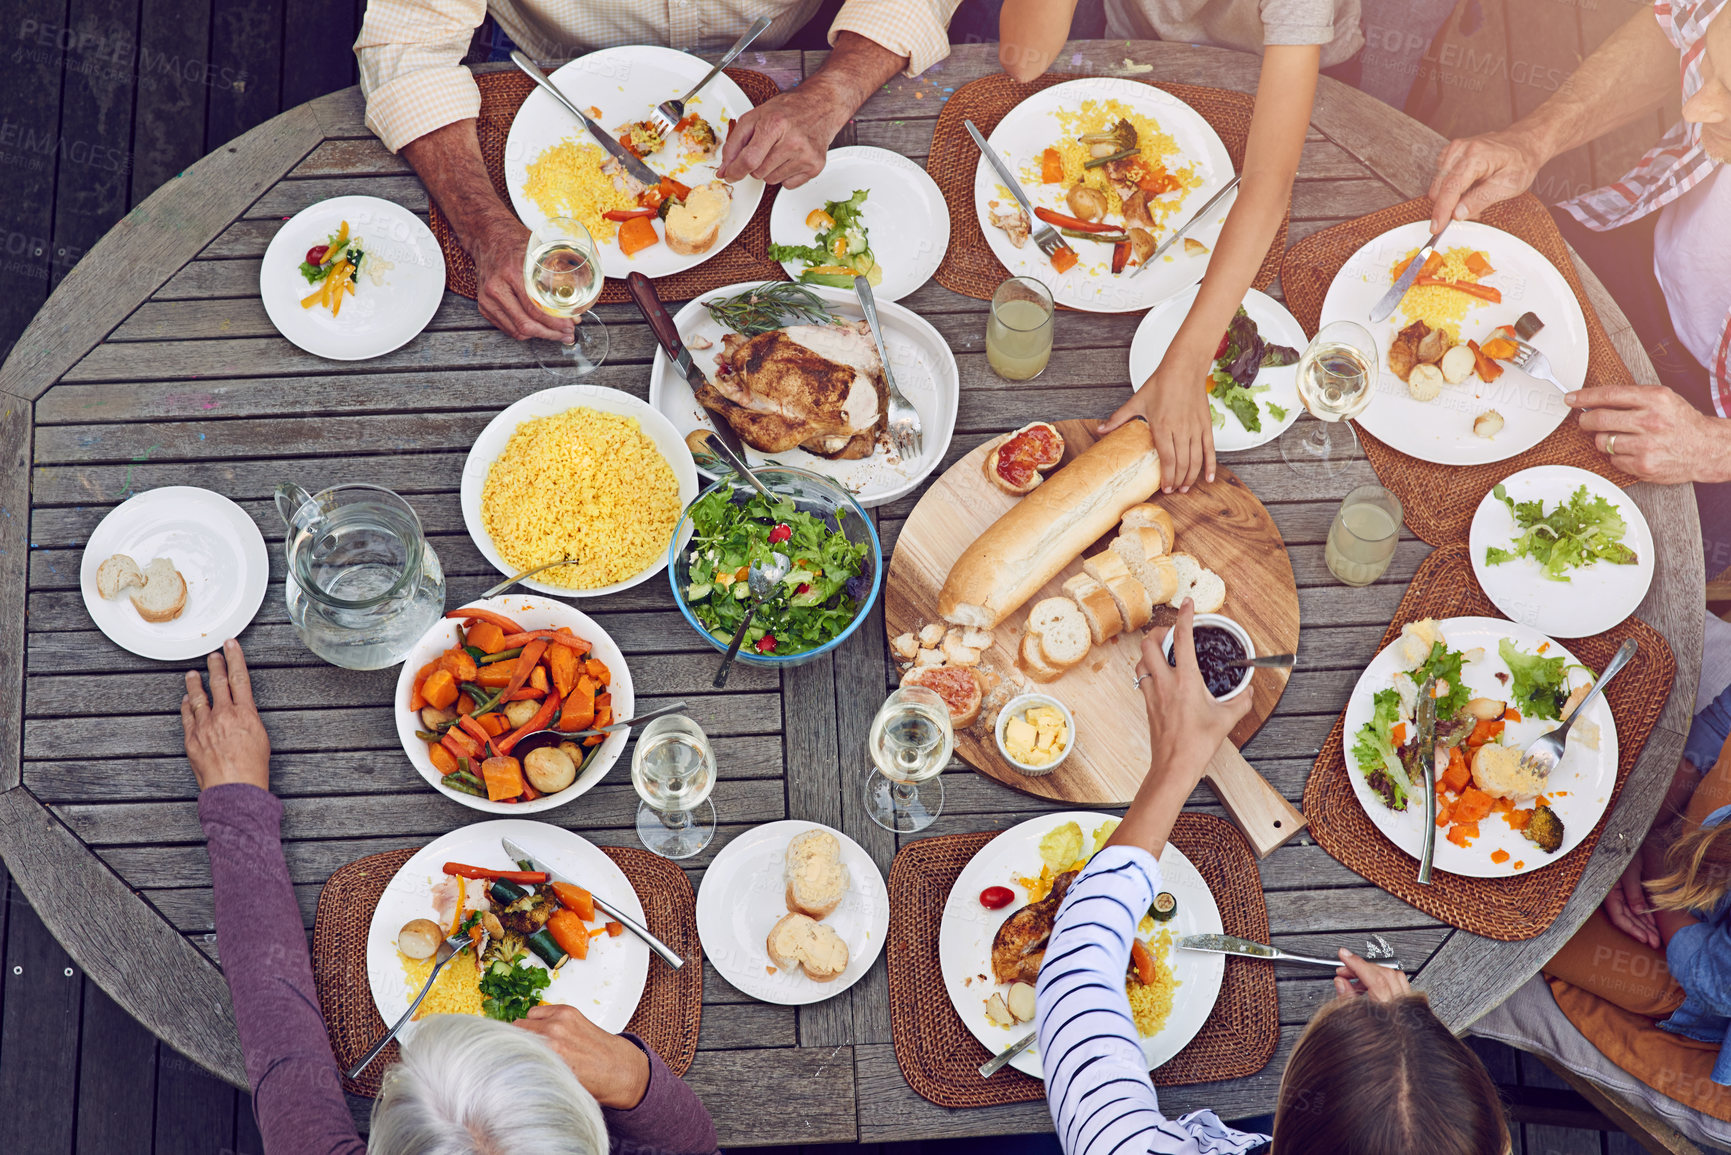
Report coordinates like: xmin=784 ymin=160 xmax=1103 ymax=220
xmin=1104 ymin=571 xmax=1153 ymax=631
xmin=1121 ymin=503 xmax=1176 ymax=552
xmin=1061 ymin=573 xmax=1123 ymax=645
xmin=1167 ymin=552 xmax=1227 ymax=613
xmin=1033 ymin=599 xmax=1090 ymax=668
xmin=766 ymin=912 xmax=850 ymax=982
xmin=131 ymin=557 xmax=187 ymax=624
xmin=96 ymin=553 xmax=144 ymax=599
xmin=1026 ymin=596 xmax=1080 ymax=638
xmin=665 ymin=182 xmax=732 ymax=255
xmin=1110 ymin=527 xmax=1172 ymax=601
xmin=1019 ymin=633 xmax=1066 ymax=683
xmin=785 ymin=828 xmax=851 ymax=919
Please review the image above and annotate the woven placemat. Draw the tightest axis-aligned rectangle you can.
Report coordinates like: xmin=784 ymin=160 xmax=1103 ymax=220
xmin=1279 ymin=194 xmax=1638 ymax=545
xmin=926 ymin=75 xmax=1287 ymax=303
xmin=311 ymin=844 xmax=702 ymax=1098
xmin=431 ymin=70 xmax=787 ymax=305
xmin=1302 ymin=543 xmax=1675 ymax=941
xmin=885 ymin=814 xmax=1277 ymax=1108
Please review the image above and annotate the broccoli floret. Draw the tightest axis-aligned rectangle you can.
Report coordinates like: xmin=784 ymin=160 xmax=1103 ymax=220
xmin=1523 ymin=805 xmax=1565 ymax=854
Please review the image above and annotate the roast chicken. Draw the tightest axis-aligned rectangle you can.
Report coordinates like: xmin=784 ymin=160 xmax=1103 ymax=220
xmin=990 ymin=870 xmax=1076 ymax=985
xmin=696 ymin=321 xmax=887 ymax=460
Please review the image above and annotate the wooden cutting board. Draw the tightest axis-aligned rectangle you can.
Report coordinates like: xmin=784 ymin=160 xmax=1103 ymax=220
xmin=886 ymin=419 xmax=1302 ymax=810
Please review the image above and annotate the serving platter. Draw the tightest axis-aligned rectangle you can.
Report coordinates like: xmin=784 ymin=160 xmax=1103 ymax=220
xmin=884 ymin=419 xmax=1299 ymax=805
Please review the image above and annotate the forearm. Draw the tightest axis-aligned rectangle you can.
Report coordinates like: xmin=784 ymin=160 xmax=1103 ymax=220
xmin=1509 ymin=8 xmax=1677 ymax=164
xmin=603 ymin=1035 xmax=718 ymax=1155
xmin=998 ymin=0 xmax=1079 ymax=82
xmin=803 ymin=32 xmax=907 ymax=127
xmin=399 ymin=119 xmax=517 ymax=252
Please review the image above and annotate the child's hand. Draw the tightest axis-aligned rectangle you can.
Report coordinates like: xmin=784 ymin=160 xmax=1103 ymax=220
xmin=1135 ymin=601 xmax=1254 ymax=791
xmin=1333 ymin=949 xmax=1411 ymax=1003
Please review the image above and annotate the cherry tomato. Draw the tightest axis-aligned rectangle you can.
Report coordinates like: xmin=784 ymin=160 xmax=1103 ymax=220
xmin=767 ymin=523 xmax=792 ymax=544
xmin=306 ymin=244 xmax=329 ymax=265
xmin=979 ymin=886 xmax=1015 ymax=910
xmin=754 ymin=635 xmax=777 ymax=654
xmin=796 ymin=582 xmax=811 ymax=595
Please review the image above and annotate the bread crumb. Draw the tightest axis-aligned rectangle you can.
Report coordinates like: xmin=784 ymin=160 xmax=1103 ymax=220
xmin=766 ymin=966 xmax=777 ymax=974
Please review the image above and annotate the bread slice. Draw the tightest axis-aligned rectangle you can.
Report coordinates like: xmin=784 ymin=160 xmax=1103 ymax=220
xmin=1138 ymin=555 xmax=1179 ymax=606
xmin=665 ymin=182 xmax=732 ymax=255
xmin=1110 ymin=527 xmax=1171 ymax=601
xmin=785 ymin=829 xmax=851 ymax=919
xmin=1167 ymin=552 xmax=1226 ymax=613
xmin=1019 ymin=633 xmax=1066 ymax=683
xmin=1121 ymin=503 xmax=1176 ymax=553
xmin=130 ymin=558 xmax=187 ymax=623
xmin=766 ymin=912 xmax=850 ymax=982
xmin=1105 ymin=571 xmax=1153 ymax=631
xmin=1080 ymin=550 xmax=1132 ymax=588
xmin=983 ymin=422 xmax=1066 ymax=495
xmin=1032 ymin=599 xmax=1090 ymax=668
xmin=901 ymin=665 xmax=984 ymax=727
xmin=96 ymin=553 xmax=144 ymax=600
xmin=1061 ymin=573 xmax=1123 ymax=645
xmin=1026 ymin=596 xmax=1079 ymax=638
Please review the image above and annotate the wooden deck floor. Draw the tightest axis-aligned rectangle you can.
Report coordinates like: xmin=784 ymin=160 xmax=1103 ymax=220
xmin=0 ymin=0 xmax=1689 ymax=1151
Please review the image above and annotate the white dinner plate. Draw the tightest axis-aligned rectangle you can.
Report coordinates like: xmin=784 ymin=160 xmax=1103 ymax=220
xmin=973 ymin=78 xmax=1236 ymax=313
xmin=1342 ymin=616 xmax=1619 ymax=878
xmin=939 ymin=812 xmax=1224 ymax=1079
xmin=696 ymin=820 xmax=889 ymax=1005
xmin=393 ymin=595 xmax=635 ymax=814
xmin=647 ymin=281 xmax=958 ymax=507
xmin=79 ymin=486 xmax=269 ymax=662
xmin=1319 ymin=220 xmax=1589 ymax=465
xmin=768 ymin=146 xmax=948 ymax=302
xmin=460 ymin=385 xmax=700 ymax=597
xmin=502 ymin=46 xmax=765 ymax=281
xmin=1128 ymin=286 xmax=1306 ymax=451
xmin=1469 ymin=466 xmax=1654 ymax=638
xmin=366 ymin=820 xmax=650 ymax=1042
xmin=260 ymin=195 xmax=446 ymax=361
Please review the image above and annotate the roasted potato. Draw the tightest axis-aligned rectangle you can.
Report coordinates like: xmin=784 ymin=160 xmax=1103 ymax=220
xmin=524 ymin=745 xmax=578 ymax=794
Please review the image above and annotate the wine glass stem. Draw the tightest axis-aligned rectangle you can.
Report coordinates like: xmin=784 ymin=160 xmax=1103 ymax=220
xmin=659 ymin=806 xmax=691 ymax=831
xmin=890 ymin=780 xmax=917 ymax=807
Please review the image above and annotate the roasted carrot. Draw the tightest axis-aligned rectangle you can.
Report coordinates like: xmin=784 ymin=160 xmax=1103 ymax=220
xmin=1033 ymin=206 xmax=1120 ymax=233
xmin=553 ymin=881 xmax=595 ymax=922
xmin=447 ymin=607 xmax=525 ymax=634
xmin=504 ymin=687 xmax=547 ymax=701
xmin=547 ymin=908 xmax=589 ymax=961
xmin=551 ymin=627 xmax=592 ymax=656
xmin=457 ymin=714 xmax=492 ymax=747
xmin=584 ymin=700 xmax=613 ymax=747
xmin=618 ymin=215 xmax=659 ymax=256
xmin=501 ymin=639 xmax=549 ymax=701
xmin=441 ymin=727 xmax=482 ymax=761
xmin=477 ymin=713 xmax=509 ymax=737
xmin=422 ymin=669 xmax=459 ymax=709
xmin=498 ymin=631 xmax=557 ymax=648
xmin=529 ymin=666 xmax=551 ymax=693
xmin=477 ymin=666 xmax=515 ymax=689
xmin=1129 ymin=938 xmax=1158 ymax=986
xmin=1413 ymin=275 xmax=1502 ymax=303
xmin=496 ymin=692 xmax=562 ymax=756
xmin=442 ymin=861 xmax=546 ymax=883
xmin=466 ymin=621 xmax=507 ymax=654
xmin=1040 ymin=147 xmax=1064 ymax=184
xmin=428 ymin=743 xmax=459 ymax=776
xmin=480 ymin=755 xmax=527 ymax=802
xmin=603 ymin=207 xmax=657 ymax=221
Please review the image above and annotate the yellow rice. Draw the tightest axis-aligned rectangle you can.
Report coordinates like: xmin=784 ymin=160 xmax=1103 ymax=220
xmin=1392 ymin=245 xmax=1491 ymax=340
xmin=1126 ymin=926 xmax=1181 ymax=1037
xmin=402 ymin=951 xmax=485 ymax=1020
xmin=1035 ymin=99 xmax=1204 ymax=238
xmin=522 ymin=140 xmax=638 ymax=243
xmin=480 ymin=407 xmax=682 ymax=589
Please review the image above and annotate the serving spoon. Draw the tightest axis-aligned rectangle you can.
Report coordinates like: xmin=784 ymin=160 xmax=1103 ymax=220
xmin=480 ymin=556 xmax=581 ymax=598
xmin=713 ymin=552 xmax=789 ymax=688
xmin=1518 ymin=638 xmax=1637 ymax=778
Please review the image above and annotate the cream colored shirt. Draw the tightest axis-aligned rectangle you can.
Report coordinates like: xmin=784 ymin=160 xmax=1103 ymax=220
xmin=355 ymin=0 xmax=960 ymax=152
xmin=1103 ymin=0 xmax=1362 ymax=68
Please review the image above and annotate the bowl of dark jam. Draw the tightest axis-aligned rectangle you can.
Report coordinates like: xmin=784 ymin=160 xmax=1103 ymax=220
xmin=1161 ymin=613 xmax=1254 ymax=701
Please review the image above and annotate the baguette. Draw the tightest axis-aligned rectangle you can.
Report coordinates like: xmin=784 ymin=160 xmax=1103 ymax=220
xmin=1104 ymin=571 xmax=1153 ymax=631
xmin=766 ymin=913 xmax=849 ymax=982
xmin=1019 ymin=633 xmax=1067 ymax=683
xmin=131 ymin=558 xmax=187 ymax=624
xmin=1061 ymin=573 xmax=1123 ymax=645
xmin=1110 ymin=527 xmax=1170 ymax=598
xmin=96 ymin=553 xmax=144 ymax=600
xmin=1031 ymin=599 xmax=1090 ymax=667
xmin=1121 ymin=503 xmax=1176 ymax=552
xmin=785 ymin=829 xmax=851 ymax=919
xmin=939 ymin=423 xmax=1161 ymax=628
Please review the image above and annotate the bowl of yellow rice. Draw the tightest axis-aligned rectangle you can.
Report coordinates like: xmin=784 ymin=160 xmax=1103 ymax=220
xmin=461 ymin=386 xmax=699 ymax=597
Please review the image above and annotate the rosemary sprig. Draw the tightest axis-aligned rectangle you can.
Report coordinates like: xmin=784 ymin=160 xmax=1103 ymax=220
xmin=702 ymin=282 xmax=839 ymax=337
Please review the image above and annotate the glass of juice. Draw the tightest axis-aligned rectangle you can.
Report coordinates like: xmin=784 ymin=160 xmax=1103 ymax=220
xmin=986 ymin=276 xmax=1054 ymax=381
xmin=1325 ymin=484 xmax=1403 ymax=586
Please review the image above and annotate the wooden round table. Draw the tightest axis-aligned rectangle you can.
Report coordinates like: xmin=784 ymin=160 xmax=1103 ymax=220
xmin=0 ymin=41 xmax=1703 ymax=1144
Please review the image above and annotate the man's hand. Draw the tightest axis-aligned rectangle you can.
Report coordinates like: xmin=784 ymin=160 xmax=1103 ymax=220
xmin=1604 ymin=852 xmax=1662 ymax=950
xmin=181 ymin=639 xmax=271 ymax=792
xmin=1568 ymin=384 xmax=1731 ymax=485
xmin=515 ymin=1004 xmax=650 ymax=1109
xmin=1100 ymin=352 xmax=1216 ymax=493
xmin=1426 ymin=129 xmax=1546 ymax=233
xmin=1333 ymin=949 xmax=1411 ymax=1002
xmin=471 ymin=214 xmax=573 ymax=343
xmin=718 ymin=85 xmax=850 ymax=188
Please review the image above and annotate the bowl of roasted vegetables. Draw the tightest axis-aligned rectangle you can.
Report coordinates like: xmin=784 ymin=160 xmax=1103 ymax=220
xmin=394 ymin=595 xmax=635 ymax=813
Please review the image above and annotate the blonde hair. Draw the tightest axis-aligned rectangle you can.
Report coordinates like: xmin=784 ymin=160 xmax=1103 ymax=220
xmin=1648 ymin=822 xmax=1731 ymax=913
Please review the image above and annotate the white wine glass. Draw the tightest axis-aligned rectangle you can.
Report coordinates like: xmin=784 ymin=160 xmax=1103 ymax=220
xmin=524 ymin=216 xmax=608 ymax=378
xmin=1278 ymin=319 xmax=1379 ymax=479
xmin=863 ymin=686 xmax=954 ymax=833
xmin=631 ymin=715 xmax=716 ymax=859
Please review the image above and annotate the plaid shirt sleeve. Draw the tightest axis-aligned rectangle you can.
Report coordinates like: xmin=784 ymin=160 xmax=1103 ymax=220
xmin=354 ymin=0 xmax=488 ymax=153
xmin=830 ymin=0 xmax=963 ymax=76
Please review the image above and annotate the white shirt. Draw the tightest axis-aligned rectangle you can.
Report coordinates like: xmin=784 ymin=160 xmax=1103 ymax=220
xmin=1654 ymin=163 xmax=1731 ymax=377
xmin=1103 ymin=0 xmax=1363 ymax=68
xmin=1035 ymin=846 xmax=1269 ymax=1155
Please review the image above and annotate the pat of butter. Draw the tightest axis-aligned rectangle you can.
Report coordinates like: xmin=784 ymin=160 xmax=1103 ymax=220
xmin=1006 ymin=708 xmax=1066 ymax=766
xmin=1004 ymin=716 xmax=1038 ymax=761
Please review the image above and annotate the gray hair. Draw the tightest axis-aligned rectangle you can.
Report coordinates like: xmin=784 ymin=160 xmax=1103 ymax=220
xmin=369 ymin=1014 xmax=609 ymax=1155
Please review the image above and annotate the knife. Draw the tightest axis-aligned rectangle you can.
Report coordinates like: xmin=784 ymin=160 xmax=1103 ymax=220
xmin=1415 ymin=674 xmax=1439 ymax=886
xmin=1369 ymin=223 xmax=1448 ymax=323
xmin=510 ymin=51 xmax=663 ymax=188
xmin=979 ymin=1028 xmax=1037 ymax=1078
xmin=963 ymin=120 xmax=1075 ymax=266
xmin=1129 ymin=174 xmax=1241 ymax=279
xmin=624 ymin=272 xmax=773 ymax=501
xmin=501 ymin=837 xmax=685 ymax=969
xmin=1176 ymin=934 xmax=1402 ymax=970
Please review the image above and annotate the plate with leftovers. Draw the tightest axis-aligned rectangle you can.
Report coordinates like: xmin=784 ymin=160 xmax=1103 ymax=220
xmin=1468 ymin=465 xmax=1653 ymax=639
xmin=695 ymin=820 xmax=890 ymax=1005
xmin=973 ymin=78 xmax=1235 ymax=313
xmin=939 ymin=812 xmax=1223 ymax=1078
xmin=260 ymin=195 xmax=446 ymax=360
xmin=1318 ymin=220 xmax=1589 ymax=465
xmin=503 ymin=45 xmax=764 ymax=280
xmin=1128 ymin=286 xmax=1306 ymax=451
xmin=366 ymin=819 xmax=650 ymax=1043
xmin=647 ymin=281 xmax=959 ymax=507
xmin=79 ymin=486 xmax=269 ymax=661
xmin=461 ymin=385 xmax=699 ymax=597
xmin=767 ymin=146 xmax=948 ymax=302
xmin=393 ymin=595 xmax=636 ymax=813
xmin=1342 ymin=616 xmax=1619 ymax=878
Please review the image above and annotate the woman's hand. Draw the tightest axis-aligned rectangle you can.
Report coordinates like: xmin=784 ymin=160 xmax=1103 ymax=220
xmin=1333 ymin=949 xmax=1411 ymax=1002
xmin=1568 ymin=384 xmax=1731 ymax=485
xmin=1100 ymin=350 xmax=1216 ymax=494
xmin=515 ymin=1003 xmax=650 ymax=1109
xmin=1603 ymin=851 xmax=1661 ymax=950
xmin=180 ymin=639 xmax=271 ymax=792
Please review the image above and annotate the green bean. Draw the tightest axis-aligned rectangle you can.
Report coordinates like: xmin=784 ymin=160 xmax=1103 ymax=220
xmin=1059 ymin=228 xmax=1129 ymax=244
xmin=1083 ymin=146 xmax=1140 ymax=170
xmin=478 ymin=647 xmax=524 ymax=666
xmin=445 ymin=770 xmax=488 ymax=798
xmin=414 ymin=729 xmax=443 ymax=742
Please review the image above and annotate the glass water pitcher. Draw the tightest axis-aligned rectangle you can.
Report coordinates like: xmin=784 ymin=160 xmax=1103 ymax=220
xmin=275 ymin=482 xmax=445 ymax=670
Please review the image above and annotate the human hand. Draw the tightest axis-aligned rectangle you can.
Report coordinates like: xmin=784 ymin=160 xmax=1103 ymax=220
xmin=717 ymin=85 xmax=847 ymax=188
xmin=1100 ymin=352 xmax=1216 ymax=494
xmin=1426 ymin=130 xmax=1547 ymax=233
xmin=515 ymin=1003 xmax=650 ymax=1109
xmin=1333 ymin=949 xmax=1411 ymax=1002
xmin=471 ymin=213 xmax=573 ymax=343
xmin=1603 ymin=851 xmax=1661 ymax=950
xmin=181 ymin=639 xmax=271 ymax=792
xmin=1135 ymin=601 xmax=1255 ymax=792
xmin=1568 ymin=384 xmax=1731 ymax=485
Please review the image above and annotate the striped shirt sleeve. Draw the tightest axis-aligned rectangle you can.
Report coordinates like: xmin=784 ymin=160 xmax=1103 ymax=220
xmin=1035 ymin=846 xmax=1269 ymax=1155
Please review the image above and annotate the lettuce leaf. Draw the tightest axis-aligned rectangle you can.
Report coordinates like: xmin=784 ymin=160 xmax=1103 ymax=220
xmin=1351 ymin=687 xmax=1411 ymax=810
xmin=1485 ymin=482 xmax=1639 ymax=581
xmin=1499 ymin=638 xmax=1570 ymax=720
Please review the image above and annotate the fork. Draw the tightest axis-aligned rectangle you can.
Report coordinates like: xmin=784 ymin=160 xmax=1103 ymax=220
xmin=854 ymin=275 xmax=923 ymax=461
xmin=1503 ymin=337 xmax=1566 ymax=391
xmin=347 ymin=932 xmax=473 ymax=1079
xmin=649 ymin=17 xmax=771 ymax=136
xmin=963 ymin=120 xmax=1075 ymax=270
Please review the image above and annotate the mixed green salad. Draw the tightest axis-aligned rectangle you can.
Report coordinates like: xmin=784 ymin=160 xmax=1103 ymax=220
xmin=1207 ymin=307 xmax=1299 ymax=433
xmin=681 ymin=489 xmax=871 ymax=657
xmin=477 ymin=952 xmax=551 ymax=1022
xmin=1484 ymin=482 xmax=1638 ymax=581
xmin=769 ymin=190 xmax=883 ymax=288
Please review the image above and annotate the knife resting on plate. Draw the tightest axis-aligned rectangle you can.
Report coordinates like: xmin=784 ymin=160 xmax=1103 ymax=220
xmin=501 ymin=836 xmax=684 ymax=968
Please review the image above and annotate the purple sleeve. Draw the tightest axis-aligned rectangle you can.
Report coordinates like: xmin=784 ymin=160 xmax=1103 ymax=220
xmin=200 ymin=784 xmax=366 ymax=1155
xmin=604 ymin=1035 xmax=719 ymax=1155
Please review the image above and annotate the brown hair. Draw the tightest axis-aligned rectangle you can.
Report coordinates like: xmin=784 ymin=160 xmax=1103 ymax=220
xmin=1649 ymin=822 xmax=1731 ymax=913
xmin=1272 ymin=993 xmax=1510 ymax=1155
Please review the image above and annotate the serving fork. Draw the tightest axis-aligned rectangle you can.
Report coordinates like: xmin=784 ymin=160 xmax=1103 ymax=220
xmin=854 ymin=275 xmax=923 ymax=461
xmin=650 ymin=18 xmax=772 ymax=136
xmin=963 ymin=120 xmax=1076 ymax=271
